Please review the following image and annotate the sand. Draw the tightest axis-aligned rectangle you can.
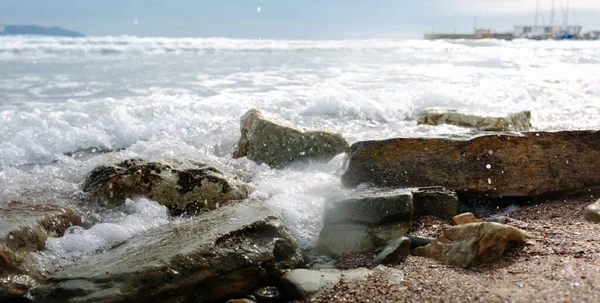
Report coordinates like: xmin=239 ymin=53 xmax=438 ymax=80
xmin=310 ymin=197 xmax=600 ymax=302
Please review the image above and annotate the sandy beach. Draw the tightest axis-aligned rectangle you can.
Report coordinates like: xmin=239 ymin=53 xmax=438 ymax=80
xmin=311 ymin=197 xmax=600 ymax=302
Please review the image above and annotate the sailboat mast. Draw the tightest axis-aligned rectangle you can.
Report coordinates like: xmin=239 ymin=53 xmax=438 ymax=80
xmin=535 ymin=0 xmax=540 ymax=26
xmin=550 ymin=0 xmax=555 ymax=26
xmin=565 ymin=0 xmax=570 ymax=25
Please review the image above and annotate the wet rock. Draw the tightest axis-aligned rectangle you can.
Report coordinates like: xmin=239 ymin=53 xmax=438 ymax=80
xmin=226 ymin=299 xmax=257 ymax=303
xmin=373 ymin=236 xmax=411 ymax=265
xmin=412 ymin=186 xmax=458 ymax=219
xmin=417 ymin=109 xmax=531 ymax=131
xmin=342 ymin=130 xmax=600 ymax=198
xmin=0 ymin=202 xmax=84 ymax=302
xmin=232 ymin=108 xmax=349 ymax=168
xmin=451 ymin=212 xmax=479 ymax=225
xmin=405 ymin=235 xmax=434 ymax=248
xmin=34 ymin=199 xmax=303 ymax=303
xmin=82 ymin=158 xmax=254 ymax=213
xmin=281 ymin=265 xmax=403 ymax=300
xmin=583 ymin=199 xmax=600 ymax=222
xmin=253 ymin=286 xmax=281 ymax=303
xmin=413 ymin=222 xmax=528 ymax=268
xmin=317 ymin=189 xmax=413 ymax=258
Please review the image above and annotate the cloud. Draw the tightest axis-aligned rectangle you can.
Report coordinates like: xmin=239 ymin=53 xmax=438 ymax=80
xmin=440 ymin=0 xmax=600 ymax=15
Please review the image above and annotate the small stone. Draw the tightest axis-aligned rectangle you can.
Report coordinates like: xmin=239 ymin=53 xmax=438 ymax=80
xmin=452 ymin=212 xmax=479 ymax=225
xmin=373 ymin=236 xmax=411 ymax=265
xmin=583 ymin=199 xmax=600 ymax=222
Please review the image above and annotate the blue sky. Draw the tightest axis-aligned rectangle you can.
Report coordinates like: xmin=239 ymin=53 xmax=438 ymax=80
xmin=2 ymin=0 xmax=600 ymax=38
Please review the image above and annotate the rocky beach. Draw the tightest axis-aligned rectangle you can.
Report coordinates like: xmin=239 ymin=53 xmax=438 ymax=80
xmin=1 ymin=36 xmax=600 ymax=302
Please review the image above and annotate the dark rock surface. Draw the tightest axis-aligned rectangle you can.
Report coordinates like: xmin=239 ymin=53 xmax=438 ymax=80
xmin=34 ymin=199 xmax=303 ymax=303
xmin=82 ymin=158 xmax=254 ymax=214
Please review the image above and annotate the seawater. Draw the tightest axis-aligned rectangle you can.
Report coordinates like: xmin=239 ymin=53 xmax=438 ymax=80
xmin=1 ymin=36 xmax=600 ymax=259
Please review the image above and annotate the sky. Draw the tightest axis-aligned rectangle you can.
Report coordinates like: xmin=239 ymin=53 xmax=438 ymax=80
xmin=2 ymin=0 xmax=600 ymax=39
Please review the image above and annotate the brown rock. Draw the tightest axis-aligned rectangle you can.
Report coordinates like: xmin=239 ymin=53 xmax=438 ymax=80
xmin=413 ymin=222 xmax=528 ymax=268
xmin=583 ymin=199 xmax=600 ymax=222
xmin=233 ymin=109 xmax=349 ymax=168
xmin=452 ymin=212 xmax=479 ymax=225
xmin=342 ymin=130 xmax=600 ymax=198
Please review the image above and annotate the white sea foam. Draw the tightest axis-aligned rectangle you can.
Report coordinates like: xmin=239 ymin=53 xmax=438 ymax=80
xmin=43 ymin=197 xmax=169 ymax=260
xmin=1 ymin=37 xmax=600 ymax=253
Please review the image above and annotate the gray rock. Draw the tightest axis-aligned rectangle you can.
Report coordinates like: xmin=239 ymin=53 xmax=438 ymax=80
xmin=34 ymin=199 xmax=303 ymax=303
xmin=323 ymin=188 xmax=413 ymax=226
xmin=373 ymin=236 xmax=411 ymax=265
xmin=417 ymin=109 xmax=531 ymax=131
xmin=583 ymin=199 xmax=600 ymax=222
xmin=406 ymin=235 xmax=434 ymax=248
xmin=232 ymin=109 xmax=349 ymax=168
xmin=281 ymin=265 xmax=403 ymax=300
xmin=413 ymin=222 xmax=528 ymax=268
xmin=82 ymin=158 xmax=254 ymax=214
xmin=316 ymin=224 xmax=375 ymax=259
xmin=317 ymin=189 xmax=413 ymax=258
xmin=412 ymin=186 xmax=458 ymax=219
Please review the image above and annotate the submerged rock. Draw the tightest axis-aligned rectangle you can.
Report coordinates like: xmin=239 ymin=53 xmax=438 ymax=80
xmin=281 ymin=265 xmax=403 ymax=300
xmin=232 ymin=109 xmax=349 ymax=168
xmin=34 ymin=199 xmax=303 ymax=303
xmin=413 ymin=222 xmax=528 ymax=268
xmin=0 ymin=202 xmax=83 ymax=301
xmin=583 ymin=199 xmax=600 ymax=223
xmin=82 ymin=158 xmax=254 ymax=213
xmin=317 ymin=189 xmax=413 ymax=258
xmin=342 ymin=130 xmax=600 ymax=198
xmin=417 ymin=109 xmax=532 ymax=131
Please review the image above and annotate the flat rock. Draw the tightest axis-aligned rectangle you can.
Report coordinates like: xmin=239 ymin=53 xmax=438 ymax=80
xmin=417 ymin=109 xmax=531 ymax=131
xmin=34 ymin=199 xmax=303 ymax=303
xmin=281 ymin=265 xmax=403 ymax=300
xmin=413 ymin=222 xmax=528 ymax=268
xmin=583 ymin=199 xmax=600 ymax=222
xmin=317 ymin=189 xmax=413 ymax=258
xmin=82 ymin=158 xmax=254 ymax=213
xmin=342 ymin=131 xmax=600 ymax=198
xmin=232 ymin=109 xmax=349 ymax=168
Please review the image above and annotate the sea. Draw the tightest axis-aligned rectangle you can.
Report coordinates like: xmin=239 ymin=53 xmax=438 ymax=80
xmin=1 ymin=36 xmax=600 ymax=261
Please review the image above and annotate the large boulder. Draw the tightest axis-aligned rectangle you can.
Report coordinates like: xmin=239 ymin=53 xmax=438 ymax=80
xmin=0 ymin=202 xmax=83 ymax=301
xmin=342 ymin=131 xmax=600 ymax=198
xmin=232 ymin=109 xmax=349 ymax=168
xmin=82 ymin=158 xmax=254 ymax=214
xmin=317 ymin=189 xmax=413 ymax=258
xmin=413 ymin=222 xmax=528 ymax=268
xmin=281 ymin=265 xmax=403 ymax=300
xmin=417 ymin=109 xmax=532 ymax=131
xmin=34 ymin=199 xmax=303 ymax=303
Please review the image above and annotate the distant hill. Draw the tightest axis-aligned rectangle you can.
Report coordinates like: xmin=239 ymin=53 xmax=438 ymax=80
xmin=0 ymin=24 xmax=84 ymax=37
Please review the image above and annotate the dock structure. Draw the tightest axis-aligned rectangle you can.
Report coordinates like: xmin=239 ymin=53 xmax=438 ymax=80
xmin=424 ymin=29 xmax=513 ymax=40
